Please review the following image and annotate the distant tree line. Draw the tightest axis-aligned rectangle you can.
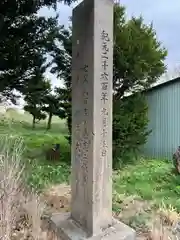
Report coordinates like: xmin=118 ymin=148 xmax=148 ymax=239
xmin=0 ymin=1 xmax=167 ymax=166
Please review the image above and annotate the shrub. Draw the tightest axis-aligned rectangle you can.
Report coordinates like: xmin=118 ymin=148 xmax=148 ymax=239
xmin=113 ymin=93 xmax=151 ymax=168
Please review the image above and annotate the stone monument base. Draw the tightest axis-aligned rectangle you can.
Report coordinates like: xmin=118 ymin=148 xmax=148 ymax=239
xmin=48 ymin=213 xmax=136 ymax=240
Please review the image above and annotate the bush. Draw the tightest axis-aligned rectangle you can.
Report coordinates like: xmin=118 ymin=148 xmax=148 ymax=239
xmin=113 ymin=93 xmax=151 ymax=168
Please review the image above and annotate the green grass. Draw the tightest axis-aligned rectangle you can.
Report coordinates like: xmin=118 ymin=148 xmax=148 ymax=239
xmin=1 ymin=109 xmax=180 ymax=211
xmin=0 ymin=110 xmax=70 ymax=190
xmin=114 ymin=159 xmax=180 ymax=211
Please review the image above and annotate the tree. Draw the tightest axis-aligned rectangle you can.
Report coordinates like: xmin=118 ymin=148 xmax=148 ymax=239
xmin=50 ymin=27 xmax=72 ymax=140
xmin=113 ymin=5 xmax=167 ymax=99
xmin=111 ymin=4 xmax=167 ymax=164
xmin=24 ymin=104 xmax=46 ymax=129
xmin=0 ymin=0 xmax=75 ymax=102
xmin=113 ymin=93 xmax=151 ymax=168
xmin=42 ymin=88 xmax=66 ymax=130
xmin=55 ymin=87 xmax=71 ymax=141
xmin=0 ymin=13 xmax=58 ymax=101
xmin=24 ymin=75 xmax=50 ymax=128
xmin=52 ymin=4 xmax=167 ymax=164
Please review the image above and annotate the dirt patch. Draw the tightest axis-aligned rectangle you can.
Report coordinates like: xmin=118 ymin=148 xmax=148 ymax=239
xmin=41 ymin=184 xmax=71 ymax=215
xmin=40 ymin=185 xmax=180 ymax=239
xmin=9 ymin=184 xmax=180 ymax=240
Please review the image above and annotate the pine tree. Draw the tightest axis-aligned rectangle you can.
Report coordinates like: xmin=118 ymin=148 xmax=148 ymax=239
xmin=24 ymin=74 xmax=50 ymax=128
xmin=0 ymin=0 xmax=74 ymax=102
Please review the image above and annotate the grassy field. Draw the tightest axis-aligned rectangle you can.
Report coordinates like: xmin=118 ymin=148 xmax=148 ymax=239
xmin=1 ymin=110 xmax=180 ymax=238
xmin=0 ymin=110 xmax=70 ymax=190
xmin=1 ymin=109 xmax=180 ymax=212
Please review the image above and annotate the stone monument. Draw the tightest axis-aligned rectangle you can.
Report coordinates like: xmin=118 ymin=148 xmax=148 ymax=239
xmin=50 ymin=0 xmax=136 ymax=239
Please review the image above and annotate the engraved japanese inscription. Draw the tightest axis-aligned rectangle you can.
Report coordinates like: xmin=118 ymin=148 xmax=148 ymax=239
xmin=100 ymin=30 xmax=110 ymax=158
xmin=94 ymin=29 xmax=111 ymax=219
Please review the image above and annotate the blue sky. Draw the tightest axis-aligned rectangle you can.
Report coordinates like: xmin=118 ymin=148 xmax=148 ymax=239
xmin=39 ymin=0 xmax=180 ymax=87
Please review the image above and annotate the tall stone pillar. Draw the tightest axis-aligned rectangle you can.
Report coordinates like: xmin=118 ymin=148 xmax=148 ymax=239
xmin=71 ymin=0 xmax=113 ymax=235
xmin=50 ymin=0 xmax=136 ymax=239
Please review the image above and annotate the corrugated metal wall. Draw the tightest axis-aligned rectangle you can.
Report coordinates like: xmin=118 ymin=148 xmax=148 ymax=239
xmin=143 ymin=81 xmax=180 ymax=159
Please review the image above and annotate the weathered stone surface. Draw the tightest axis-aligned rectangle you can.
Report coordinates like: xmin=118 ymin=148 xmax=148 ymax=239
xmin=50 ymin=213 xmax=136 ymax=240
xmin=71 ymin=0 xmax=113 ymax=235
xmin=173 ymin=146 xmax=180 ymax=173
xmin=49 ymin=0 xmax=136 ymax=239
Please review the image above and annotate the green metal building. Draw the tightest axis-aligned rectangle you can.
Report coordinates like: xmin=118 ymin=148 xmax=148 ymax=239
xmin=143 ymin=77 xmax=180 ymax=159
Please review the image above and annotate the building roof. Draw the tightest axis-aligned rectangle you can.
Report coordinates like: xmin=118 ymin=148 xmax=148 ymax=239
xmin=146 ymin=76 xmax=180 ymax=93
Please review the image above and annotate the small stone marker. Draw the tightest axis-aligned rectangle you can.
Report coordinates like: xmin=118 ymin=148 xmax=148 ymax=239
xmin=50 ymin=0 xmax=136 ymax=239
